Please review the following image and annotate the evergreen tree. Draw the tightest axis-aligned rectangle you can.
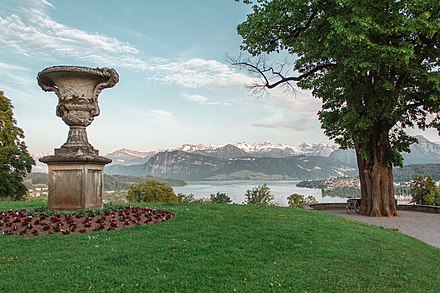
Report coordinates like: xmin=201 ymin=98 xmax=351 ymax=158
xmin=0 ymin=91 xmax=35 ymax=200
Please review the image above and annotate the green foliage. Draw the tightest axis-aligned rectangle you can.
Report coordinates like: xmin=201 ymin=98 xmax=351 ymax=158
xmin=236 ymin=0 xmax=440 ymax=215
xmin=238 ymin=0 xmax=439 ymax=157
xmin=127 ymin=179 xmax=178 ymax=203
xmin=296 ymin=179 xmax=327 ymax=189
xmin=104 ymin=174 xmax=186 ymax=191
xmin=288 ymin=193 xmax=318 ymax=208
xmin=304 ymin=195 xmax=318 ymax=205
xmin=177 ymin=193 xmax=195 ymax=203
xmin=410 ymin=176 xmax=440 ymax=206
xmin=178 ymin=192 xmax=230 ymax=204
xmin=209 ymin=192 xmax=232 ymax=204
xmin=287 ymin=193 xmax=304 ymax=208
xmin=25 ymin=173 xmax=188 ymax=192
xmin=393 ymin=164 xmax=440 ymax=182
xmin=0 ymin=91 xmax=35 ymax=200
xmin=191 ymin=198 xmax=212 ymax=204
xmin=323 ymin=186 xmax=361 ymax=198
xmin=244 ymin=183 xmax=274 ymax=205
xmin=26 ymin=172 xmax=48 ymax=184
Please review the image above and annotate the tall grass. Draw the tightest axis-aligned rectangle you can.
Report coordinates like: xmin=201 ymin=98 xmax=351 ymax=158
xmin=1 ymin=202 xmax=439 ymax=292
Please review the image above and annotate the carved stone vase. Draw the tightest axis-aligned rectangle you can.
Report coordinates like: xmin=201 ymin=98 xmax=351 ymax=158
xmin=38 ymin=66 xmax=119 ymax=210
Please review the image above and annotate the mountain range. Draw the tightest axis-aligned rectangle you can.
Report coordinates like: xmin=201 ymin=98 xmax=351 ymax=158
xmin=330 ymin=136 xmax=440 ymax=166
xmin=32 ymin=136 xmax=440 ymax=180
xmin=105 ymin=150 xmax=357 ymax=180
xmin=103 ymin=136 xmax=439 ymax=180
xmin=105 ymin=141 xmax=341 ymax=166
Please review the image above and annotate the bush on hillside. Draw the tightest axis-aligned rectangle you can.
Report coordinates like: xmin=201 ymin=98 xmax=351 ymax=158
xmin=210 ymin=192 xmax=232 ymax=204
xmin=177 ymin=193 xmax=195 ymax=203
xmin=244 ymin=183 xmax=274 ymax=206
xmin=127 ymin=179 xmax=178 ymax=203
xmin=288 ymin=194 xmax=318 ymax=208
xmin=287 ymin=193 xmax=304 ymax=208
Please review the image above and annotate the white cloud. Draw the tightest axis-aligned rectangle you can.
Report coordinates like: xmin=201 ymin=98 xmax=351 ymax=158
xmin=0 ymin=62 xmax=29 ymax=71
xmin=182 ymin=93 xmax=232 ymax=106
xmin=0 ymin=2 xmax=253 ymax=90
xmin=0 ymin=1 xmax=146 ymax=69
xmin=153 ymin=58 xmax=254 ymax=89
xmin=147 ymin=109 xmax=175 ymax=123
xmin=0 ymin=62 xmax=42 ymax=103
xmin=184 ymin=94 xmax=208 ymax=103
xmin=252 ymin=116 xmax=317 ymax=131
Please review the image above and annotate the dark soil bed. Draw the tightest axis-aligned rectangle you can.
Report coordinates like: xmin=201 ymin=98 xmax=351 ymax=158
xmin=0 ymin=205 xmax=174 ymax=237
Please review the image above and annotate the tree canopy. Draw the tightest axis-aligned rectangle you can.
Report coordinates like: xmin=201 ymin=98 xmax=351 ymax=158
xmin=127 ymin=179 xmax=179 ymax=203
xmin=235 ymin=0 xmax=440 ymax=216
xmin=410 ymin=176 xmax=440 ymax=206
xmin=0 ymin=91 xmax=35 ymax=200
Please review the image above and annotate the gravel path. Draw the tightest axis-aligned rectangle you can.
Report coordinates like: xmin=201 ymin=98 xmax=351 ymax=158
xmin=325 ymin=209 xmax=440 ymax=248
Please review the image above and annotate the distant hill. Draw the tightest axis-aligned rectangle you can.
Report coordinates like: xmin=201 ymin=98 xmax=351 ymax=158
xmin=106 ymin=148 xmax=157 ymax=166
xmin=329 ymin=135 xmax=440 ymax=167
xmin=393 ymin=164 xmax=440 ymax=182
xmin=193 ymin=144 xmax=250 ymax=160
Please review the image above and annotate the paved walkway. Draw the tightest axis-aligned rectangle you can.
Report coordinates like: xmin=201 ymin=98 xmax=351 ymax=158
xmin=325 ymin=209 xmax=440 ymax=248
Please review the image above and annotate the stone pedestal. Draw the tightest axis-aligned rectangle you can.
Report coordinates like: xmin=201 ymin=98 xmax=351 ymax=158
xmin=37 ymin=66 xmax=118 ymax=211
xmin=45 ymin=161 xmax=107 ymax=210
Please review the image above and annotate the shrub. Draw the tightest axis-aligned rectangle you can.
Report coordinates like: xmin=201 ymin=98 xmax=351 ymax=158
xmin=177 ymin=193 xmax=195 ymax=203
xmin=244 ymin=183 xmax=274 ymax=205
xmin=288 ymin=194 xmax=318 ymax=208
xmin=287 ymin=193 xmax=304 ymax=208
xmin=127 ymin=179 xmax=178 ymax=203
xmin=304 ymin=195 xmax=318 ymax=205
xmin=192 ymin=198 xmax=212 ymax=204
xmin=210 ymin=192 xmax=232 ymax=204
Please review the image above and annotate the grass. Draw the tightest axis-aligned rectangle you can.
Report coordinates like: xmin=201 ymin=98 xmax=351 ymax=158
xmin=0 ymin=201 xmax=439 ymax=292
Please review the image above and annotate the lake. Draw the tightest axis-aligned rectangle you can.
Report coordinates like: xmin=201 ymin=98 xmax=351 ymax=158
xmin=173 ymin=180 xmax=346 ymax=206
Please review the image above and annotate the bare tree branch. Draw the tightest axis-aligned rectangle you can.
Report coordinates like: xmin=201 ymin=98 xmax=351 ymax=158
xmin=226 ymin=53 xmax=336 ymax=97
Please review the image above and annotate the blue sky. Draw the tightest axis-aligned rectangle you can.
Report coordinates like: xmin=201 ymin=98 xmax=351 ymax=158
xmin=0 ymin=0 xmax=437 ymax=154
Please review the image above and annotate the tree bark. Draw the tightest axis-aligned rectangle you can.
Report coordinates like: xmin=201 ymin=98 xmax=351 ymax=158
xmin=355 ymin=128 xmax=398 ymax=217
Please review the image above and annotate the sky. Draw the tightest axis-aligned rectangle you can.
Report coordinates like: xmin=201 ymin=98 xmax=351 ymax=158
xmin=0 ymin=0 xmax=438 ymax=155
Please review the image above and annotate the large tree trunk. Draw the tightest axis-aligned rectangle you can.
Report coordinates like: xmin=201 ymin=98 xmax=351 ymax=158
xmin=354 ymin=129 xmax=398 ymax=217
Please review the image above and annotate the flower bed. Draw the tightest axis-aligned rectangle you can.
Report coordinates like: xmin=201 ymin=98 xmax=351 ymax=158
xmin=0 ymin=205 xmax=174 ymax=237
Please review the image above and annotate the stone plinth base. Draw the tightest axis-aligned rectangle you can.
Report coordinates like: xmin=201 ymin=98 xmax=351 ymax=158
xmin=41 ymin=157 xmax=110 ymax=210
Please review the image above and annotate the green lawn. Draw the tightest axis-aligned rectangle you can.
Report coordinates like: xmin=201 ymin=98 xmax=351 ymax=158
xmin=0 ymin=201 xmax=439 ymax=292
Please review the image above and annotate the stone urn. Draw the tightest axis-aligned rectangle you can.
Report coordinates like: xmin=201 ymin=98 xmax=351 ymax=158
xmin=37 ymin=66 xmax=119 ymax=210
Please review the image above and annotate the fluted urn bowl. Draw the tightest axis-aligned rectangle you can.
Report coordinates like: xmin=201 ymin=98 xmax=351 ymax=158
xmin=37 ymin=66 xmax=118 ymax=158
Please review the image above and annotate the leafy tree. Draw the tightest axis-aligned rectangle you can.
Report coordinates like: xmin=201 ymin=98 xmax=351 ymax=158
xmin=244 ymin=183 xmax=274 ymax=205
xmin=0 ymin=91 xmax=35 ymax=200
xmin=288 ymin=193 xmax=318 ymax=208
xmin=234 ymin=0 xmax=439 ymax=216
xmin=410 ymin=176 xmax=440 ymax=206
xmin=127 ymin=179 xmax=178 ymax=203
xmin=287 ymin=193 xmax=304 ymax=208
xmin=210 ymin=192 xmax=232 ymax=204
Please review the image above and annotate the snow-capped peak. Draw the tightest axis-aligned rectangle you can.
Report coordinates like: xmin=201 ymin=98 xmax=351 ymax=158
xmin=232 ymin=141 xmax=293 ymax=152
xmin=106 ymin=148 xmax=153 ymax=158
xmin=176 ymin=144 xmax=222 ymax=153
